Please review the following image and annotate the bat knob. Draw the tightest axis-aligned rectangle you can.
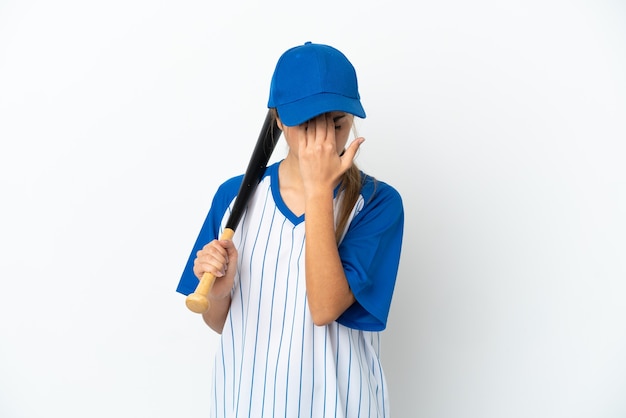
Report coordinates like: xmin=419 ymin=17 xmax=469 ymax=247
xmin=185 ymin=293 xmax=210 ymax=313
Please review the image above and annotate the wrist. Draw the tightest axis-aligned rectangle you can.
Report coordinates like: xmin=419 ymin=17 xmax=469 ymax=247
xmin=304 ymin=187 xmax=334 ymax=202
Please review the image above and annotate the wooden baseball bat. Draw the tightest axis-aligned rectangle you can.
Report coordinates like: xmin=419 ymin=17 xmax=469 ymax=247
xmin=185 ymin=110 xmax=282 ymax=313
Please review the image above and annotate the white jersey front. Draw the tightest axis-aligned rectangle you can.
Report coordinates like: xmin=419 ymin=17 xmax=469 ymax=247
xmin=177 ymin=161 xmax=404 ymax=418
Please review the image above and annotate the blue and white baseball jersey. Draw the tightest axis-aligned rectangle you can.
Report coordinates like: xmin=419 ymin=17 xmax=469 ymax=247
xmin=177 ymin=161 xmax=404 ymax=418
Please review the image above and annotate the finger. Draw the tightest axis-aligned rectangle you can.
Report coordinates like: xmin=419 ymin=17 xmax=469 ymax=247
xmin=297 ymin=119 xmax=310 ymax=153
xmin=314 ymin=114 xmax=328 ymax=145
xmin=306 ymin=117 xmax=317 ymax=145
xmin=209 ymin=240 xmax=230 ymax=257
xmin=193 ymin=262 xmax=220 ymax=279
xmin=196 ymin=242 xmax=229 ymax=268
xmin=195 ymin=257 xmax=227 ymax=277
xmin=325 ymin=113 xmax=335 ymax=144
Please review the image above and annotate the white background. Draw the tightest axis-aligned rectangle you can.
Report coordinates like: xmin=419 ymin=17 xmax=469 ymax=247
xmin=1 ymin=1 xmax=625 ymax=417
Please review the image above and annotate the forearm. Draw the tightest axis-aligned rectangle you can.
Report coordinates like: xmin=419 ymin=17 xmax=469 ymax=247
xmin=201 ymin=294 xmax=232 ymax=334
xmin=304 ymin=190 xmax=355 ymax=326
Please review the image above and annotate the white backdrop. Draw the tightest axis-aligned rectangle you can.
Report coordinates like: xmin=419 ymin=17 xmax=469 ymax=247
xmin=1 ymin=1 xmax=625 ymax=417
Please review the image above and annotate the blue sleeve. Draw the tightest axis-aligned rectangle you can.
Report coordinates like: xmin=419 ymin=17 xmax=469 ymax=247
xmin=336 ymin=176 xmax=404 ymax=331
xmin=175 ymin=175 xmax=243 ymax=296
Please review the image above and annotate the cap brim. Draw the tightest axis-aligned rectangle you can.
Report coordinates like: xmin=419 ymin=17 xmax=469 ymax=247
xmin=275 ymin=93 xmax=366 ymax=127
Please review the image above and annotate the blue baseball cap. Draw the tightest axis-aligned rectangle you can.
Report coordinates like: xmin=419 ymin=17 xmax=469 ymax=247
xmin=268 ymin=42 xmax=366 ymax=127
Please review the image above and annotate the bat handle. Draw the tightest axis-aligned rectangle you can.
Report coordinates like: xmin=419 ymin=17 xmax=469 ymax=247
xmin=185 ymin=228 xmax=235 ymax=314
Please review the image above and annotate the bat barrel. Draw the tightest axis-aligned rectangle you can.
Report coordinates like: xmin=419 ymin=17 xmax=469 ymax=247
xmin=225 ymin=110 xmax=281 ymax=231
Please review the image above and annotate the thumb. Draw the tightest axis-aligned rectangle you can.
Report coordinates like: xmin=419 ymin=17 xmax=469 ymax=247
xmin=341 ymin=137 xmax=365 ymax=167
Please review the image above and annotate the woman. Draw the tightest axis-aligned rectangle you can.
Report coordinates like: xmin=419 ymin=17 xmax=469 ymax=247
xmin=177 ymin=41 xmax=404 ymax=418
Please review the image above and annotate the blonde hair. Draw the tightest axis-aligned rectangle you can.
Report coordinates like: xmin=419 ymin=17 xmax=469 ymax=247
xmin=270 ymin=109 xmax=364 ymax=244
